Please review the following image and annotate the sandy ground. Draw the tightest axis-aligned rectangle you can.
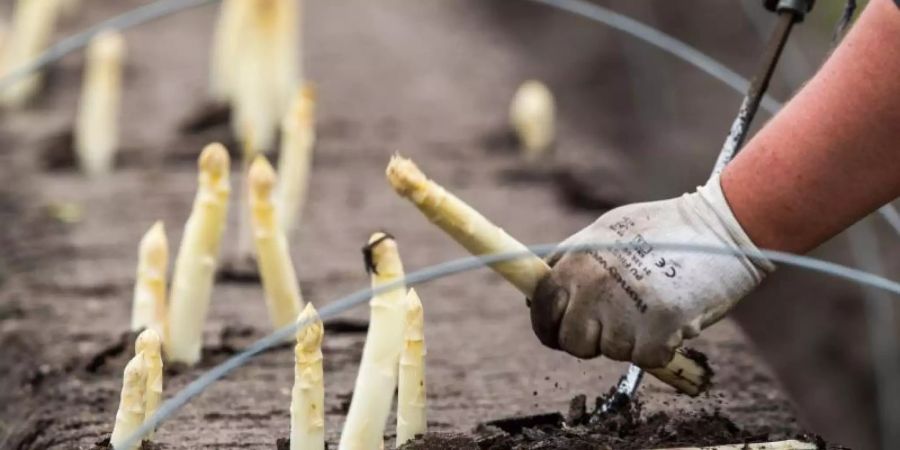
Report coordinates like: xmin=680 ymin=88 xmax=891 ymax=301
xmin=2 ymin=0 xmax=888 ymax=448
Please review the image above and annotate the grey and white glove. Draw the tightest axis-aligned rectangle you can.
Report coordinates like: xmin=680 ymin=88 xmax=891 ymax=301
xmin=530 ymin=175 xmax=775 ymax=368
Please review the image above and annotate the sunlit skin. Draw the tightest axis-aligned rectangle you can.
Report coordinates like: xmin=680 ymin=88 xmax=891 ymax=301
xmin=723 ymin=0 xmax=900 ymax=254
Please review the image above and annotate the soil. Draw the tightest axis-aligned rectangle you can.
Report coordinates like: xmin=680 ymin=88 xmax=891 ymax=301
xmin=0 ymin=0 xmax=866 ymax=448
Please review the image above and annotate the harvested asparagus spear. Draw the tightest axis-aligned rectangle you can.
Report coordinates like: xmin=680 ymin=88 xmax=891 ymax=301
xmin=165 ymin=144 xmax=231 ymax=365
xmin=131 ymin=221 xmax=168 ymax=341
xmin=339 ymin=233 xmax=407 ymax=450
xmin=396 ymin=288 xmax=427 ymax=447
xmin=509 ymin=80 xmax=555 ymax=161
xmin=290 ymin=303 xmax=325 ymax=450
xmin=0 ymin=0 xmax=61 ymax=108
xmin=655 ymin=440 xmax=817 ymax=450
xmin=386 ymin=155 xmax=712 ymax=396
xmin=249 ymin=155 xmax=303 ymax=329
xmin=109 ymin=354 xmax=148 ymax=450
xmin=135 ymin=329 xmax=163 ymax=439
xmin=277 ymin=84 xmax=316 ymax=235
xmin=75 ymin=31 xmax=125 ymax=177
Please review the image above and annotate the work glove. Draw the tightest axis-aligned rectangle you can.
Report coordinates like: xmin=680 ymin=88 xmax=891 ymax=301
xmin=530 ymin=175 xmax=775 ymax=368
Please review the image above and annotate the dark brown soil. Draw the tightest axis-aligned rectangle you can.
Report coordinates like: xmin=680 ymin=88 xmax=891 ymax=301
xmin=403 ymin=392 xmax=837 ymax=450
xmin=0 ymin=0 xmax=871 ymax=448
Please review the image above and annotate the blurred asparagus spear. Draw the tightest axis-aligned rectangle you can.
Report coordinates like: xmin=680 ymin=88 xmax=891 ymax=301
xmin=209 ymin=0 xmax=248 ymax=103
xmin=386 ymin=155 xmax=712 ymax=396
xmin=130 ymin=221 xmax=168 ymax=342
xmin=0 ymin=0 xmax=61 ymax=108
xmin=510 ymin=80 xmax=555 ymax=161
xmin=75 ymin=31 xmax=125 ymax=177
xmin=277 ymin=84 xmax=316 ymax=235
xmin=229 ymin=0 xmax=300 ymax=153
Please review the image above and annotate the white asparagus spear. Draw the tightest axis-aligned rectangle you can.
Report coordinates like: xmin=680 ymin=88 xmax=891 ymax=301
xmin=231 ymin=0 xmax=299 ymax=153
xmin=209 ymin=0 xmax=249 ymax=103
xmin=509 ymin=80 xmax=555 ymax=161
xmin=386 ymin=155 xmax=712 ymax=396
xmin=165 ymin=144 xmax=231 ymax=365
xmin=0 ymin=0 xmax=61 ymax=108
xmin=249 ymin=155 xmax=303 ymax=329
xmin=339 ymin=233 xmax=407 ymax=450
xmin=290 ymin=303 xmax=325 ymax=450
xmin=109 ymin=354 xmax=148 ymax=450
xmin=135 ymin=329 xmax=163 ymax=440
xmin=75 ymin=31 xmax=125 ymax=177
xmin=396 ymin=288 xmax=427 ymax=447
xmin=655 ymin=440 xmax=818 ymax=450
xmin=277 ymin=84 xmax=316 ymax=235
xmin=131 ymin=221 xmax=168 ymax=341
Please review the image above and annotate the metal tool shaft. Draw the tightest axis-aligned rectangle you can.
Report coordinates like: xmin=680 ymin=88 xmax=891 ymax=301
xmin=602 ymin=9 xmax=801 ymax=415
xmin=712 ymin=11 xmax=796 ymax=175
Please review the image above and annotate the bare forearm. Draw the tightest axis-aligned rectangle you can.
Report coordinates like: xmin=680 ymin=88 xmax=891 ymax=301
xmin=722 ymin=0 xmax=900 ymax=254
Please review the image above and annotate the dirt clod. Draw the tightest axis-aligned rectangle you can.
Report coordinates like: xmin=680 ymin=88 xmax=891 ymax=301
xmin=401 ymin=432 xmax=480 ymax=450
xmin=481 ymin=413 xmax=564 ymax=435
xmin=178 ymin=102 xmax=231 ymax=134
xmin=566 ymin=394 xmax=587 ymax=426
xmin=408 ymin=392 xmax=817 ymax=450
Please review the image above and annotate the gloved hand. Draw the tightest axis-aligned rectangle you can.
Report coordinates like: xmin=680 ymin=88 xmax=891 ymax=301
xmin=530 ymin=175 xmax=775 ymax=368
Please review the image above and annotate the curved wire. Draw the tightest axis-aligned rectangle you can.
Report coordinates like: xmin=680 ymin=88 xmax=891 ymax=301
xmin=0 ymin=0 xmax=219 ymax=90
xmin=118 ymin=240 xmax=900 ymax=449
xmin=526 ymin=0 xmax=900 ymax=238
xmin=3 ymin=0 xmax=896 ymax=231
xmin=527 ymin=0 xmax=781 ymax=114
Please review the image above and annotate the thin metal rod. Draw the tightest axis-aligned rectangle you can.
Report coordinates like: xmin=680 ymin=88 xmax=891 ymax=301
xmin=608 ymin=10 xmax=799 ymax=413
xmin=712 ymin=12 xmax=796 ymax=176
xmin=527 ymin=0 xmax=900 ymax=240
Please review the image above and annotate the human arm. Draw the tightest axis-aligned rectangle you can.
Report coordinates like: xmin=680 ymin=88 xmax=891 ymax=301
xmin=530 ymin=0 xmax=900 ymax=366
xmin=724 ymin=0 xmax=900 ymax=254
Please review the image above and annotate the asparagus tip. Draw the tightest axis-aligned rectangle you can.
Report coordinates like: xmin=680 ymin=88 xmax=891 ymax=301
xmin=141 ymin=221 xmax=168 ymax=267
xmin=248 ymin=155 xmax=277 ymax=195
xmin=89 ymin=30 xmax=126 ymax=61
xmin=135 ymin=328 xmax=161 ymax=355
xmin=405 ymin=289 xmax=424 ymax=341
xmin=199 ymin=143 xmax=230 ymax=177
xmin=292 ymin=83 xmax=316 ymax=122
xmin=386 ymin=154 xmax=427 ymax=196
xmin=362 ymin=232 xmax=396 ymax=275
xmin=296 ymin=303 xmax=323 ymax=351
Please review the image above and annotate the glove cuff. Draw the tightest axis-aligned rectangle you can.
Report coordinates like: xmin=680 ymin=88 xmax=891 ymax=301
xmin=696 ymin=175 xmax=777 ymax=274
